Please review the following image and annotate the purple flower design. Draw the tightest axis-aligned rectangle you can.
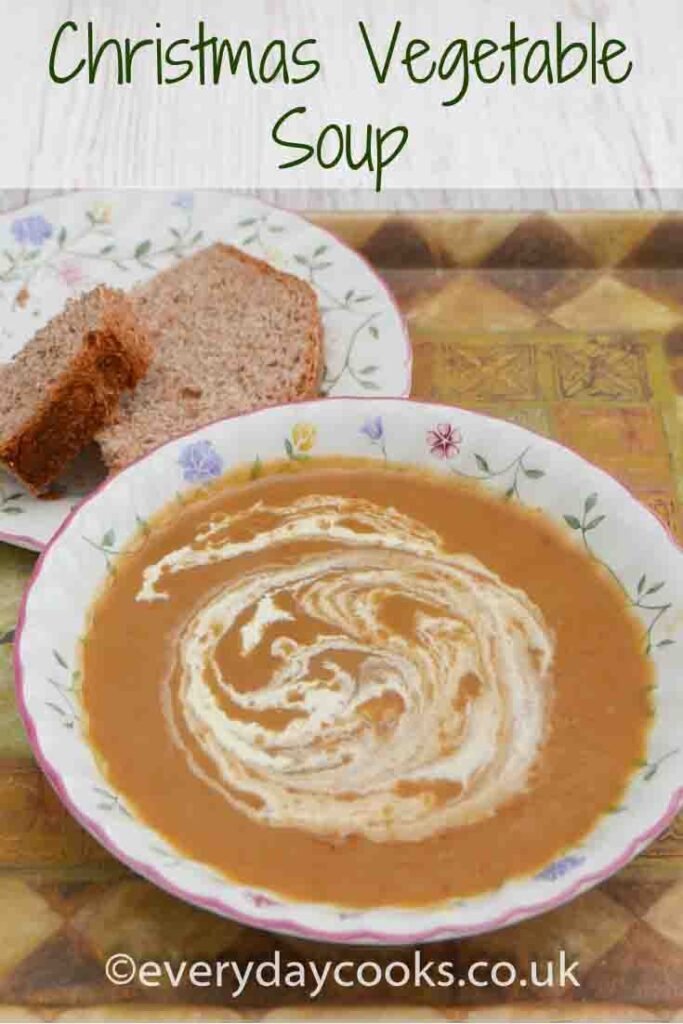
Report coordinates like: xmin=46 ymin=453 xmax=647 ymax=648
xmin=11 ymin=214 xmax=53 ymax=247
xmin=173 ymin=191 xmax=194 ymax=211
xmin=360 ymin=415 xmax=384 ymax=442
xmin=535 ymin=854 xmax=585 ymax=882
xmin=179 ymin=440 xmax=223 ymax=483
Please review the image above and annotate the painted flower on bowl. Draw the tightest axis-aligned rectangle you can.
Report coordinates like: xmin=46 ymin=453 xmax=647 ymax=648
xmin=58 ymin=260 xmax=84 ymax=289
xmin=89 ymin=202 xmax=113 ymax=225
xmin=360 ymin=415 xmax=384 ymax=442
xmin=11 ymin=214 xmax=53 ymax=247
xmin=173 ymin=191 xmax=194 ymax=211
xmin=427 ymin=423 xmax=462 ymax=460
xmin=535 ymin=854 xmax=585 ymax=882
xmin=360 ymin=415 xmax=388 ymax=459
xmin=291 ymin=422 xmax=317 ymax=454
xmin=179 ymin=440 xmax=223 ymax=483
xmin=246 ymin=890 xmax=282 ymax=909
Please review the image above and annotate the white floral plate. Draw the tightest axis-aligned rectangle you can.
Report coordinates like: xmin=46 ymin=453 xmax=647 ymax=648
xmin=15 ymin=398 xmax=683 ymax=945
xmin=0 ymin=191 xmax=410 ymax=551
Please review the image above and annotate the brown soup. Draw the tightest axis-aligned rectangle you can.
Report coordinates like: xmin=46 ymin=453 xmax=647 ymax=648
xmin=82 ymin=459 xmax=651 ymax=908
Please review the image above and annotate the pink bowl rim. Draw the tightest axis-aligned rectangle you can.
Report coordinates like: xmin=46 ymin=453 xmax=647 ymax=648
xmin=14 ymin=396 xmax=683 ymax=945
xmin=0 ymin=528 xmax=43 ymax=552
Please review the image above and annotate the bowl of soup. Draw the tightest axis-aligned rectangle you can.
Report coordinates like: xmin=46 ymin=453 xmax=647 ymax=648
xmin=15 ymin=399 xmax=683 ymax=943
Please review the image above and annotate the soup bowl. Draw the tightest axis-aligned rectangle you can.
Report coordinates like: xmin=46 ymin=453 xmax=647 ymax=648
xmin=15 ymin=398 xmax=683 ymax=944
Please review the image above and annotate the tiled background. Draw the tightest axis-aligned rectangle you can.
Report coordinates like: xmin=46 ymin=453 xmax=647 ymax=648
xmin=0 ymin=210 xmax=680 ymax=1021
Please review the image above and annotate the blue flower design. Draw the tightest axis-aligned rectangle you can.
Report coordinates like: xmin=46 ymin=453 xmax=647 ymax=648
xmin=360 ymin=416 xmax=384 ymax=442
xmin=179 ymin=440 xmax=223 ymax=483
xmin=11 ymin=214 xmax=53 ymax=247
xmin=535 ymin=854 xmax=585 ymax=882
xmin=173 ymin=192 xmax=194 ymax=211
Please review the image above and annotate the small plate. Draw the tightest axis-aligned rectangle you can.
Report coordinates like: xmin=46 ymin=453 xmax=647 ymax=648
xmin=0 ymin=191 xmax=410 ymax=550
xmin=15 ymin=398 xmax=683 ymax=945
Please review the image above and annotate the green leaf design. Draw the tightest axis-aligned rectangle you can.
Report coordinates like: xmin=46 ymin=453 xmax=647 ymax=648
xmin=135 ymin=514 xmax=150 ymax=537
xmin=242 ymin=233 xmax=257 ymax=245
xmin=57 ymin=226 xmax=67 ymax=248
xmin=585 ymin=515 xmax=606 ymax=531
xmin=238 ymin=218 xmax=257 ymax=227
xmin=135 ymin=240 xmax=151 ymax=259
xmin=564 ymin=515 xmax=582 ymax=530
xmin=585 ymin=493 xmax=598 ymax=514
xmin=284 ymin=438 xmax=294 ymax=458
xmin=637 ymin=574 xmax=647 ymax=594
xmin=657 ymin=639 xmax=675 ymax=648
xmin=361 ymin=380 xmax=381 ymax=391
xmin=474 ymin=454 xmax=490 ymax=473
xmin=523 ymin=468 xmax=545 ymax=479
xmin=102 ymin=528 xmax=116 ymax=549
xmin=46 ymin=701 xmax=68 ymax=719
xmin=250 ymin=456 xmax=263 ymax=480
xmin=314 ymin=244 xmax=328 ymax=257
xmin=368 ymin=325 xmax=380 ymax=340
xmin=359 ymin=365 xmax=379 ymax=375
xmin=53 ymin=650 xmax=68 ymax=669
xmin=191 ymin=231 xmax=203 ymax=244
xmin=646 ymin=581 xmax=665 ymax=596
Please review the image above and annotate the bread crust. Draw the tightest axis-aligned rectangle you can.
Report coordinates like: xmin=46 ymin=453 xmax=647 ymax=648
xmin=99 ymin=244 xmax=324 ymax=471
xmin=0 ymin=288 xmax=151 ymax=494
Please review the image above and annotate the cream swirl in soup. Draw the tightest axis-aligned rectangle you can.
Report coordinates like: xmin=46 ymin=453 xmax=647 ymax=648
xmin=137 ymin=495 xmax=555 ymax=843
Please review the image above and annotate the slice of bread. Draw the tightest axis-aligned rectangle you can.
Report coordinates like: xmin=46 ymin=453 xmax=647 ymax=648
xmin=0 ymin=286 xmax=151 ymax=494
xmin=97 ymin=243 xmax=323 ymax=470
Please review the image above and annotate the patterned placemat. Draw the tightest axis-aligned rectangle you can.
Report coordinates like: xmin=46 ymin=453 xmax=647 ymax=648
xmin=0 ymin=210 xmax=680 ymax=1022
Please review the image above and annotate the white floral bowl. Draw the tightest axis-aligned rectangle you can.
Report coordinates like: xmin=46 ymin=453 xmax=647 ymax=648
xmin=15 ymin=399 xmax=683 ymax=944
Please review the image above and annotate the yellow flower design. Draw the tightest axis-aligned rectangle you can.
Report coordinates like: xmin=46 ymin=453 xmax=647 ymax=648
xmin=291 ymin=422 xmax=316 ymax=453
xmin=290 ymin=422 xmax=317 ymax=454
xmin=90 ymin=202 xmax=113 ymax=225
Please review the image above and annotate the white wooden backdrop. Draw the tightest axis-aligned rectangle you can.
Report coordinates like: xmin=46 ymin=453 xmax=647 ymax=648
xmin=0 ymin=0 xmax=681 ymax=208
xmin=1 ymin=189 xmax=682 ymax=216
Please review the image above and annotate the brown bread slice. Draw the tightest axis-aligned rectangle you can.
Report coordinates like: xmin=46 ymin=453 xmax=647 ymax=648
xmin=97 ymin=243 xmax=323 ymax=470
xmin=0 ymin=286 xmax=151 ymax=494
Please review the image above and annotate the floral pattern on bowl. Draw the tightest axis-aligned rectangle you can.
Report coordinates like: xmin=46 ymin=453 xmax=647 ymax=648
xmin=179 ymin=440 xmax=224 ymax=483
xmin=15 ymin=398 xmax=683 ymax=945
xmin=0 ymin=191 xmax=411 ymax=552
